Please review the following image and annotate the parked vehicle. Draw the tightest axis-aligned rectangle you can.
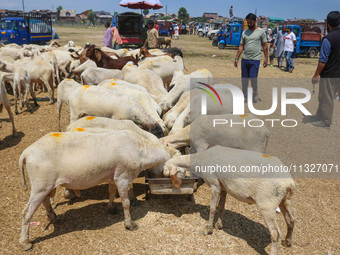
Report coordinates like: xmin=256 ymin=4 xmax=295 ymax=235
xmin=157 ymin=20 xmax=174 ymax=36
xmin=213 ymin=23 xmax=242 ymax=49
xmin=197 ymin=22 xmax=221 ymax=37
xmin=280 ymin=24 xmax=324 ymax=58
xmin=112 ymin=12 xmax=144 ymax=47
xmin=0 ymin=12 xmax=52 ymax=45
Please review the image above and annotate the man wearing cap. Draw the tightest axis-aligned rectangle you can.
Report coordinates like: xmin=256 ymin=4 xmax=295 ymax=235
xmin=144 ymin=20 xmax=159 ymax=49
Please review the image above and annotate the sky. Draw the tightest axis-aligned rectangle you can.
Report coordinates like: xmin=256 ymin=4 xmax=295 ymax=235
xmin=2 ymin=0 xmax=340 ymax=20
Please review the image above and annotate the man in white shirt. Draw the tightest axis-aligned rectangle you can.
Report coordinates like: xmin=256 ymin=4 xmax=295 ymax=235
xmin=284 ymin=26 xmax=297 ymax=73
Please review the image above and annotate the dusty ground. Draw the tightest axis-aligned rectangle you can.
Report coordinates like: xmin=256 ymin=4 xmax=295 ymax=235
xmin=0 ymin=26 xmax=339 ymax=255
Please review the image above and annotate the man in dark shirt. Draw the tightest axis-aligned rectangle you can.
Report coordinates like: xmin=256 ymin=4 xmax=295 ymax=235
xmin=309 ymin=11 xmax=340 ymax=128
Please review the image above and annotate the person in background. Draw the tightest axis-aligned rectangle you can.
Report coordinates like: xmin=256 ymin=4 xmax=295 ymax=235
xmin=308 ymin=11 xmax=340 ymax=128
xmin=269 ymin=40 xmax=275 ymax=66
xmin=190 ymin=26 xmax=193 ymax=35
xmin=284 ymin=26 xmax=297 ymax=73
xmin=205 ymin=25 xmax=209 ymax=37
xmin=182 ymin=23 xmax=186 ymax=34
xmin=168 ymin=24 xmax=173 ymax=38
xmin=103 ymin=22 xmax=113 ymax=48
xmin=267 ymin=27 xmax=273 ymax=42
xmin=229 ymin=6 xmax=233 ymax=18
xmin=274 ymin=24 xmax=286 ymax=68
xmin=144 ymin=20 xmax=159 ymax=49
xmin=174 ymin=24 xmax=179 ymax=40
xmin=234 ymin=13 xmax=268 ymax=103
xmin=154 ymin=21 xmax=159 ymax=32
xmin=111 ymin=26 xmax=123 ymax=50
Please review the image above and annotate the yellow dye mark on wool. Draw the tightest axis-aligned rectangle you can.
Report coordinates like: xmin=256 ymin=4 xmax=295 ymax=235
xmin=81 ymin=85 xmax=91 ymax=96
xmin=67 ymin=79 xmax=73 ymax=81
xmin=262 ymin=154 xmax=271 ymax=158
xmin=50 ymin=133 xmax=62 ymax=137
xmin=110 ymin=83 xmax=116 ymax=86
xmin=75 ymin=128 xmax=85 ymax=132
xmin=86 ymin=116 xmax=96 ymax=120
xmin=240 ymin=114 xmax=248 ymax=118
xmin=128 ymin=64 xmax=132 ymax=66
xmin=113 ymin=79 xmax=117 ymax=81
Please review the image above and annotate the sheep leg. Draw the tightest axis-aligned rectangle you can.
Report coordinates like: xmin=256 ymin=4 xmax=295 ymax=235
xmin=128 ymin=183 xmax=140 ymax=207
xmin=23 ymin=83 xmax=33 ymax=113
xmin=13 ymin=84 xmax=18 ymax=115
xmin=42 ymin=189 xmax=57 ymax=223
xmin=19 ymin=191 xmax=50 ymax=251
xmin=29 ymin=84 xmax=39 ymax=107
xmin=42 ymin=79 xmax=54 ymax=104
xmin=4 ymin=101 xmax=16 ymax=134
xmin=215 ymin=189 xmax=226 ymax=230
xmin=257 ymin=203 xmax=282 ymax=255
xmin=115 ymin=178 xmax=138 ymax=231
xmin=108 ymin=182 xmax=118 ymax=214
xmin=279 ymin=199 xmax=295 ymax=247
xmin=202 ymin=184 xmax=220 ymax=236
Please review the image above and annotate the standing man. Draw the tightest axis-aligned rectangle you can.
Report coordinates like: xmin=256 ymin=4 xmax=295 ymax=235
xmin=205 ymin=25 xmax=209 ymax=37
xmin=284 ymin=26 xmax=297 ymax=73
xmin=111 ymin=26 xmax=123 ymax=50
xmin=154 ymin=21 xmax=160 ymax=32
xmin=234 ymin=13 xmax=268 ymax=103
xmin=168 ymin=24 xmax=173 ymax=38
xmin=309 ymin=11 xmax=340 ymax=128
xmin=144 ymin=20 xmax=159 ymax=49
xmin=274 ymin=25 xmax=287 ymax=68
xmin=103 ymin=22 xmax=113 ymax=48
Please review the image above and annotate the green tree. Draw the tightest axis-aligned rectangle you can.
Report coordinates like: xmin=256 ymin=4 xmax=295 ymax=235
xmin=178 ymin=7 xmax=189 ymax=21
xmin=143 ymin=9 xmax=149 ymax=16
xmin=56 ymin=6 xmax=63 ymax=21
xmin=87 ymin=9 xmax=95 ymax=24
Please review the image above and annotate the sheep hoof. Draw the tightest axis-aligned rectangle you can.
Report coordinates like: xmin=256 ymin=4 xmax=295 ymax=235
xmin=19 ymin=240 xmax=33 ymax=251
xmin=48 ymin=212 xmax=58 ymax=224
xmin=282 ymin=240 xmax=292 ymax=247
xmin=214 ymin=221 xmax=223 ymax=230
xmin=125 ymin=220 xmax=138 ymax=231
xmin=15 ymin=110 xmax=18 ymax=115
xmin=201 ymin=225 xmax=213 ymax=236
xmin=108 ymin=206 xmax=118 ymax=215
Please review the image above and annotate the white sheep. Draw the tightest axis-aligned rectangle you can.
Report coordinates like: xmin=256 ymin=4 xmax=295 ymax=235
xmin=165 ymin=146 xmax=295 ymax=255
xmin=0 ymin=79 xmax=16 ymax=134
xmin=18 ymin=130 xmax=170 ymax=250
xmin=80 ymin=67 xmax=122 ymax=85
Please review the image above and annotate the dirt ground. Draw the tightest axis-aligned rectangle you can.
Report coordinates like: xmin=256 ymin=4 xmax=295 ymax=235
xmin=0 ymin=26 xmax=339 ymax=255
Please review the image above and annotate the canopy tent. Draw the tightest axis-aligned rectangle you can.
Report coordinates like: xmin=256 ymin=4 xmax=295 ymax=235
xmin=119 ymin=0 xmax=163 ymax=10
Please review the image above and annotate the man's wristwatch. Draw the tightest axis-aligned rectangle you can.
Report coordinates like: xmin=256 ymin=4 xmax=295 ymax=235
xmin=235 ymin=58 xmax=239 ymax=60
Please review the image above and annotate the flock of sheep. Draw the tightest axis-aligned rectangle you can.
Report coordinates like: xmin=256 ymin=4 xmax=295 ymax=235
xmin=0 ymin=40 xmax=295 ymax=255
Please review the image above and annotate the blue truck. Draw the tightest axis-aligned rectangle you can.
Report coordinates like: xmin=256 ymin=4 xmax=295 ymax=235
xmin=0 ymin=12 xmax=52 ymax=45
xmin=280 ymin=24 xmax=323 ymax=58
xmin=212 ymin=23 xmax=242 ymax=49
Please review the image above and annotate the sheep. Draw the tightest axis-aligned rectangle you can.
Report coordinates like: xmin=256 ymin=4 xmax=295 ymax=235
xmin=98 ymin=78 xmax=161 ymax=115
xmin=52 ymin=50 xmax=74 ymax=78
xmin=122 ymin=63 xmax=168 ymax=103
xmin=165 ymin=146 xmax=295 ymax=255
xmin=67 ymin=59 xmax=96 ymax=81
xmin=139 ymin=55 xmax=184 ymax=86
xmin=37 ymin=51 xmax=60 ymax=85
xmin=159 ymin=69 xmax=213 ymax=111
xmin=99 ymin=81 xmax=166 ymax=131
xmin=57 ymin=82 xmax=164 ymax=137
xmin=163 ymin=90 xmax=190 ymax=130
xmin=101 ymin=47 xmax=129 ymax=57
xmin=139 ymin=47 xmax=174 ymax=59
xmin=80 ymin=67 xmax=122 ymax=85
xmin=163 ymin=114 xmax=270 ymax=153
xmin=18 ymin=130 xmax=170 ymax=250
xmin=158 ymin=37 xmax=172 ymax=48
xmin=0 ymin=79 xmax=16 ymax=134
xmin=86 ymin=45 xmax=138 ymax=70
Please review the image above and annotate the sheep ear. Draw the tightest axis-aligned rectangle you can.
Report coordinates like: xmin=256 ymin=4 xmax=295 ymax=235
xmin=95 ymin=50 xmax=102 ymax=61
xmin=170 ymin=174 xmax=182 ymax=189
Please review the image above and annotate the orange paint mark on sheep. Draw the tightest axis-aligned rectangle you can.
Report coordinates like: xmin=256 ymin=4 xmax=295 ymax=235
xmin=76 ymin=128 xmax=85 ymax=132
xmin=86 ymin=116 xmax=96 ymax=120
xmin=110 ymin=83 xmax=116 ymax=86
xmin=262 ymin=154 xmax=271 ymax=158
xmin=50 ymin=133 xmax=62 ymax=137
xmin=81 ymin=85 xmax=91 ymax=96
xmin=240 ymin=114 xmax=248 ymax=118
xmin=67 ymin=79 xmax=73 ymax=81
xmin=113 ymin=79 xmax=117 ymax=81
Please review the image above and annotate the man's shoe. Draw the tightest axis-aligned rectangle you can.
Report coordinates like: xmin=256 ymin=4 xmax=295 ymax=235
xmin=302 ymin=115 xmax=319 ymax=123
xmin=312 ymin=121 xmax=330 ymax=128
xmin=253 ymin=93 xmax=259 ymax=103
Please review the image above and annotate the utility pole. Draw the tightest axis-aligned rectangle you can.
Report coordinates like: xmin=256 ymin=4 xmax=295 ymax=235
xmin=166 ymin=4 xmax=167 ymax=16
xmin=255 ymin=8 xmax=257 ymax=16
xmin=22 ymin=0 xmax=25 ymax=12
